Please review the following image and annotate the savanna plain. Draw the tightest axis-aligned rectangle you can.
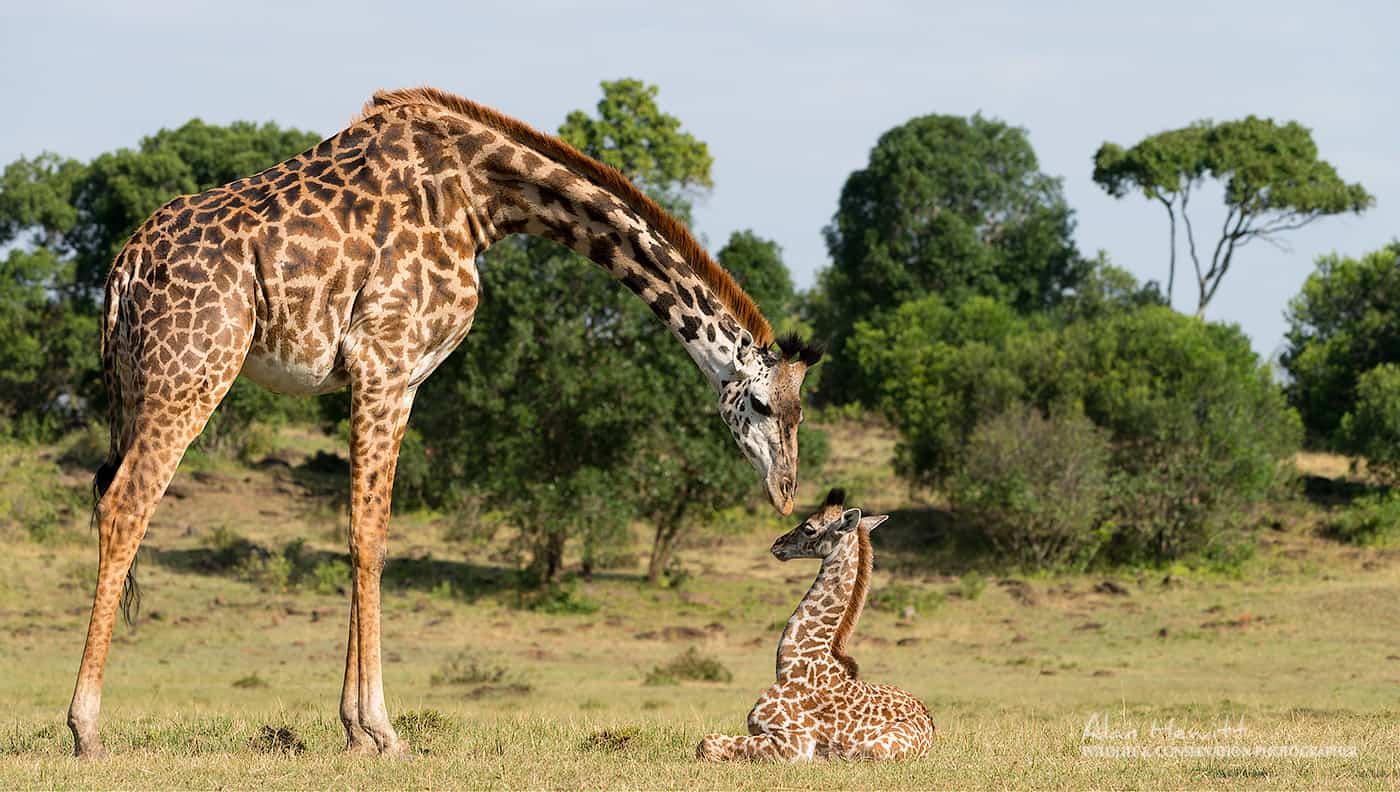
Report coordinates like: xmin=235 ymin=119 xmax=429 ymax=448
xmin=1 ymin=420 xmax=1397 ymax=790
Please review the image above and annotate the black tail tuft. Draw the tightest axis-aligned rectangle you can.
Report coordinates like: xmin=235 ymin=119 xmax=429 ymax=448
xmin=91 ymin=458 xmax=119 ymax=524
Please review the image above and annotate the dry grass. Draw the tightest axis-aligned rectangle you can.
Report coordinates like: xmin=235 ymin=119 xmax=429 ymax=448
xmin=0 ymin=424 xmax=1397 ymax=788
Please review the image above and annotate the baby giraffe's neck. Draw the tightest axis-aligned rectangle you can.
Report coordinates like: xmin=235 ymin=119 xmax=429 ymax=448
xmin=775 ymin=528 xmax=872 ymax=681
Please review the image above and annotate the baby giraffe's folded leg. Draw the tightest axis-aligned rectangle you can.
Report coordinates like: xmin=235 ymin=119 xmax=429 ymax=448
xmin=696 ymin=730 xmax=818 ymax=762
xmin=846 ymin=718 xmax=935 ymax=760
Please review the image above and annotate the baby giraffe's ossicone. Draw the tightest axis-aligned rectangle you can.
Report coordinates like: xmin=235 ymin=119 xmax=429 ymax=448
xmin=697 ymin=488 xmax=935 ymax=761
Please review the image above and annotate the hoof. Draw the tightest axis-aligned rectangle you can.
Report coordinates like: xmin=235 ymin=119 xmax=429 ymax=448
xmin=344 ymin=738 xmax=379 ymax=756
xmin=73 ymin=741 xmax=108 ymax=760
xmin=696 ymin=735 xmax=726 ymax=762
xmin=379 ymin=738 xmax=412 ymax=758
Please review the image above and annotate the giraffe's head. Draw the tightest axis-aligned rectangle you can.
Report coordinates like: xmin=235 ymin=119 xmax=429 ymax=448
xmin=770 ymin=488 xmax=889 ymax=561
xmin=719 ymin=332 xmax=823 ymax=515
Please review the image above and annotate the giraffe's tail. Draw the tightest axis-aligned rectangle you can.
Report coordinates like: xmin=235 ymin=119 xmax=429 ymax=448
xmin=92 ymin=254 xmax=138 ymax=625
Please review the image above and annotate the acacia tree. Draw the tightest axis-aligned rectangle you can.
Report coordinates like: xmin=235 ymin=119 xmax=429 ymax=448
xmin=1093 ymin=117 xmax=1373 ymax=316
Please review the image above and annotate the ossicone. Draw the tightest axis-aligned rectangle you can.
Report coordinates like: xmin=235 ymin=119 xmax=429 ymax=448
xmin=824 ymin=487 xmax=847 ymax=508
xmin=775 ymin=332 xmax=825 ymax=367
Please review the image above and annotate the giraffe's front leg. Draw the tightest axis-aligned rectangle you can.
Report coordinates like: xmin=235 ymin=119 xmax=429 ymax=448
xmin=342 ymin=362 xmax=417 ymax=757
xmin=338 ymin=598 xmax=376 ymax=754
xmin=696 ymin=731 xmax=817 ymax=762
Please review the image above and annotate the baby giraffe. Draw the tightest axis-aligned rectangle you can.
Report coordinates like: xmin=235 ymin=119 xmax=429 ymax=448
xmin=698 ymin=488 xmax=935 ymax=761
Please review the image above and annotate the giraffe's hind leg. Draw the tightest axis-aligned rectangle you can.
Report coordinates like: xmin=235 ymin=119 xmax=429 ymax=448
xmin=68 ymin=264 xmax=250 ymax=757
xmin=66 ymin=393 xmax=238 ymax=757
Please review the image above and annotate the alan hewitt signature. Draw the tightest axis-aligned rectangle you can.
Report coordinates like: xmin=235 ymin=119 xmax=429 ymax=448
xmin=1082 ymin=712 xmax=1249 ymax=743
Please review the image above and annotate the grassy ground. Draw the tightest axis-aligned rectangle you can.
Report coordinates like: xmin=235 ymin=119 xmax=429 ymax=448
xmin=0 ymin=421 xmax=1397 ymax=789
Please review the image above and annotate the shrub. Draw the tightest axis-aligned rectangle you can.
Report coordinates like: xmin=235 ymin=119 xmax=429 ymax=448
xmin=1339 ymin=363 xmax=1400 ymax=484
xmin=392 ymin=709 xmax=461 ymax=755
xmin=0 ymin=441 xmax=81 ymax=542
xmin=1068 ymin=308 xmax=1301 ymax=560
xmin=232 ymin=673 xmax=269 ymax=689
xmin=249 ymin=724 xmax=304 ymax=755
xmin=1328 ymin=493 xmax=1400 ymax=546
xmin=580 ymin=726 xmax=640 ymax=753
xmin=520 ymin=579 xmax=600 ymax=614
xmin=643 ymin=647 xmax=733 ymax=686
xmin=235 ymin=553 xmax=292 ymax=592
xmin=867 ymin=582 xmax=945 ymax=615
xmin=958 ymin=570 xmax=987 ymax=601
xmin=951 ymin=406 xmax=1112 ymax=570
xmin=430 ymin=651 xmax=510 ymax=686
xmin=856 ymin=298 xmax=1301 ymax=565
xmin=847 ymin=295 xmax=1036 ymax=484
xmin=311 ymin=560 xmax=350 ymax=595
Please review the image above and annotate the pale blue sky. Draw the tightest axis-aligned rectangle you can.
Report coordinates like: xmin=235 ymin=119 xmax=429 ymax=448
xmin=4 ymin=1 xmax=1395 ymax=358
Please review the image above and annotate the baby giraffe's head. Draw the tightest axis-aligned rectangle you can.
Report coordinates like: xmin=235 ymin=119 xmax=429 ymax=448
xmin=770 ymin=487 xmax=889 ymax=561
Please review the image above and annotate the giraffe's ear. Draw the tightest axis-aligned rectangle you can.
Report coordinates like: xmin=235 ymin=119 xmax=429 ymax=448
xmin=860 ymin=514 xmax=889 ymax=533
xmin=835 ymin=507 xmax=862 ymax=534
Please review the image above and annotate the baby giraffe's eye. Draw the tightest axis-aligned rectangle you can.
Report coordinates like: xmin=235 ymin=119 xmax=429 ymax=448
xmin=802 ymin=523 xmax=818 ymax=537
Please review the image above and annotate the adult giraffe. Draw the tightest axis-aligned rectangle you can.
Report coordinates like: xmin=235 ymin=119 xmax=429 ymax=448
xmin=69 ymin=86 xmax=821 ymax=758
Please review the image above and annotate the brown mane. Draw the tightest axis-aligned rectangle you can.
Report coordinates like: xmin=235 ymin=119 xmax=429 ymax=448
xmin=357 ymin=86 xmax=774 ymax=347
xmin=830 ymin=525 xmax=872 ymax=679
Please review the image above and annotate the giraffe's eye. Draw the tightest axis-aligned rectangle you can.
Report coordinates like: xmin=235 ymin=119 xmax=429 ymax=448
xmin=802 ymin=523 xmax=818 ymax=537
xmin=748 ymin=394 xmax=773 ymax=418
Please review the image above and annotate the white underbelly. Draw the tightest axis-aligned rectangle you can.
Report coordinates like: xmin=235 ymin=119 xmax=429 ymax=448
xmin=240 ymin=350 xmax=348 ymax=396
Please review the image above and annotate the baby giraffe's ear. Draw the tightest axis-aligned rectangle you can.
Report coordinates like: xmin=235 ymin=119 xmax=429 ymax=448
xmin=860 ymin=514 xmax=890 ymax=532
xmin=835 ymin=507 xmax=862 ymax=534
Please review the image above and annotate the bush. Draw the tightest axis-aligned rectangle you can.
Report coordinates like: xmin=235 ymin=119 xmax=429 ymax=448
xmin=519 ymin=579 xmax=600 ymax=614
xmin=958 ymin=570 xmax=987 ymax=601
xmin=0 ymin=441 xmax=81 ymax=542
xmin=430 ymin=651 xmax=510 ymax=686
xmin=311 ymin=560 xmax=350 ymax=595
xmin=1339 ymin=364 xmax=1400 ymax=484
xmin=392 ymin=709 xmax=461 ymax=755
xmin=235 ymin=553 xmax=292 ymax=592
xmin=643 ymin=647 xmax=732 ymax=686
xmin=1328 ymin=493 xmax=1400 ymax=546
xmin=1068 ymin=308 xmax=1301 ymax=560
xmin=847 ymin=295 xmax=1036 ymax=484
xmin=855 ymin=296 xmax=1301 ymax=565
xmin=868 ymin=582 xmax=946 ymax=615
xmin=951 ymin=406 xmax=1112 ymax=570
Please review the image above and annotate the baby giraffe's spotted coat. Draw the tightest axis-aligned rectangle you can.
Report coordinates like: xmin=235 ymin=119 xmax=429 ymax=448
xmin=698 ymin=489 xmax=935 ymax=761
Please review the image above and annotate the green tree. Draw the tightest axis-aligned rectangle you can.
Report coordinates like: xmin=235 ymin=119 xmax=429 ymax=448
xmin=558 ymin=78 xmax=713 ymax=220
xmin=715 ymin=230 xmax=795 ymax=324
xmin=1094 ymin=117 xmax=1373 ymax=316
xmin=847 ymin=295 xmax=1038 ymax=484
xmin=0 ymin=120 xmax=322 ymax=438
xmin=814 ymin=113 xmax=1084 ymax=403
xmin=408 ymin=80 xmax=802 ymax=584
xmin=1283 ymin=243 xmax=1400 ymax=443
xmin=1339 ymin=363 xmax=1400 ymax=485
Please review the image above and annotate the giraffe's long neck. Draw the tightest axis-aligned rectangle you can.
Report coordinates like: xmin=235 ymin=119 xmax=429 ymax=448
xmin=401 ymin=105 xmax=760 ymax=391
xmin=776 ymin=529 xmax=872 ymax=681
